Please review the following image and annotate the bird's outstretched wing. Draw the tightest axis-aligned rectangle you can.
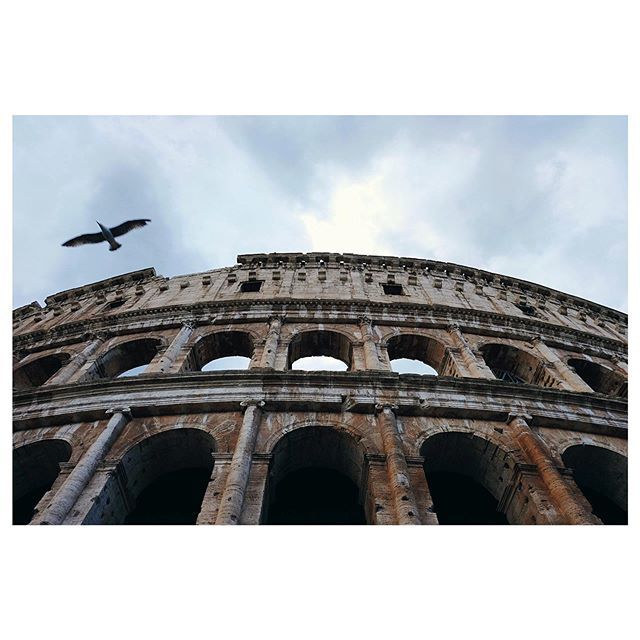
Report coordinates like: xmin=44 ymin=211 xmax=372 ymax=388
xmin=110 ymin=219 xmax=152 ymax=238
xmin=62 ymin=232 xmax=105 ymax=247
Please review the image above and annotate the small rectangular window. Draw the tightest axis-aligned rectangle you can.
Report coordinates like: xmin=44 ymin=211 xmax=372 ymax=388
xmin=240 ymin=280 xmax=263 ymax=293
xmin=103 ymin=299 xmax=125 ymax=311
xmin=382 ymin=283 xmax=404 ymax=295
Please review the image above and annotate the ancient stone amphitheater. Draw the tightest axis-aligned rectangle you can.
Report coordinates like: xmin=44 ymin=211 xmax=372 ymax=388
xmin=12 ymin=252 xmax=628 ymax=525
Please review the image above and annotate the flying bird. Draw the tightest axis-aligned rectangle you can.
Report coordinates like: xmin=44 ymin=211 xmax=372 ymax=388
xmin=62 ymin=219 xmax=151 ymax=251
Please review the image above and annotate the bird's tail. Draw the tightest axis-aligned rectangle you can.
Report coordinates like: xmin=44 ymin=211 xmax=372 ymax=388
xmin=109 ymin=242 xmax=122 ymax=251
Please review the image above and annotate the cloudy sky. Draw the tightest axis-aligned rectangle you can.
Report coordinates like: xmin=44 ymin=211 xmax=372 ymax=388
xmin=13 ymin=116 xmax=627 ymax=311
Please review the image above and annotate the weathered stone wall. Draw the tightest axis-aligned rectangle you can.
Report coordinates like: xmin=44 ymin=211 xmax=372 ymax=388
xmin=12 ymin=253 xmax=628 ymax=525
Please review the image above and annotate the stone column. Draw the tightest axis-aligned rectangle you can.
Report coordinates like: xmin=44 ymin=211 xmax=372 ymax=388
xmin=39 ymin=407 xmax=132 ymax=525
xmin=145 ymin=321 xmax=196 ymax=374
xmin=530 ymin=337 xmax=593 ymax=392
xmin=505 ymin=413 xmax=596 ymax=525
xmin=447 ymin=324 xmax=495 ymax=378
xmin=406 ymin=456 xmax=439 ymax=525
xmin=259 ymin=316 xmax=283 ymax=369
xmin=375 ymin=403 xmax=420 ymax=525
xmin=45 ymin=333 xmax=107 ymax=385
xmin=215 ymin=400 xmax=265 ymax=525
xmin=363 ymin=454 xmax=396 ymax=525
xmin=196 ymin=453 xmax=233 ymax=524
xmin=359 ymin=317 xmax=381 ymax=370
xmin=29 ymin=462 xmax=75 ymax=524
xmin=378 ymin=343 xmax=392 ymax=370
xmin=239 ymin=454 xmax=271 ymax=524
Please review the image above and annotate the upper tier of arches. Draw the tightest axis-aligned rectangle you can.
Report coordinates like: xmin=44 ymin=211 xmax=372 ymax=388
xmin=12 ymin=319 xmax=627 ymax=400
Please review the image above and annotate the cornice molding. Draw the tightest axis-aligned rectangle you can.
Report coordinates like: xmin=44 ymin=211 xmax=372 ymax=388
xmin=13 ymin=369 xmax=627 ymax=421
xmin=13 ymin=297 xmax=627 ymax=356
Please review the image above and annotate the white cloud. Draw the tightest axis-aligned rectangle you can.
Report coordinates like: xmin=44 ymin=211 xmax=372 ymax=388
xmin=298 ymin=137 xmax=481 ymax=257
xmin=13 ymin=116 xmax=627 ymax=311
xmin=534 ymin=149 xmax=625 ymax=232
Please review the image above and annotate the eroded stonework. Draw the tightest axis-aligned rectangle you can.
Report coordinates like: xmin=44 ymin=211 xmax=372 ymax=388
xmin=13 ymin=252 xmax=628 ymax=524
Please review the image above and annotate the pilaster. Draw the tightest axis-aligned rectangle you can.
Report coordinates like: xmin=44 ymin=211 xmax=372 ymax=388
xmin=505 ymin=412 xmax=598 ymax=524
xmin=145 ymin=321 xmax=196 ymax=374
xmin=39 ymin=407 xmax=132 ymax=524
xmin=215 ymin=400 xmax=265 ymax=524
xmin=530 ymin=337 xmax=593 ymax=392
xmin=359 ymin=316 xmax=382 ymax=370
xmin=197 ymin=453 xmax=233 ymax=524
xmin=259 ymin=316 xmax=283 ymax=369
xmin=45 ymin=332 xmax=108 ymax=385
xmin=447 ymin=324 xmax=495 ymax=379
xmin=375 ymin=403 xmax=420 ymax=524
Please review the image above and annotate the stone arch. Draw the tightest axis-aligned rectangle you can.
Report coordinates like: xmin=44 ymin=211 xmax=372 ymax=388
xmin=419 ymin=429 xmax=529 ymax=524
xmin=567 ymin=358 xmax=627 ymax=397
xmin=479 ymin=342 xmax=560 ymax=388
xmin=384 ymin=332 xmax=447 ymax=375
xmin=13 ymin=439 xmax=72 ymax=524
xmin=13 ymin=427 xmax=80 ymax=457
xmin=555 ymin=435 xmax=627 ymax=460
xmin=413 ymin=422 xmax=524 ymax=462
xmin=183 ymin=330 xmax=255 ymax=371
xmin=261 ymin=424 xmax=370 ymax=524
xmin=84 ymin=427 xmax=217 ymax=524
xmin=561 ymin=444 xmax=627 ymax=524
xmin=287 ymin=329 xmax=353 ymax=370
xmin=262 ymin=419 xmax=378 ymax=458
xmin=13 ymin=352 xmax=71 ymax=390
xmin=82 ymin=337 xmax=162 ymax=380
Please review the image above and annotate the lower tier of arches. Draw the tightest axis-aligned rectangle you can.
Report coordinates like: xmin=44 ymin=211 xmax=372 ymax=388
xmin=13 ymin=414 xmax=627 ymax=526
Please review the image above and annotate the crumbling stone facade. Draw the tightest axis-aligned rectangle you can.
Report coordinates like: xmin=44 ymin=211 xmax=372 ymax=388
xmin=13 ymin=252 xmax=628 ymax=524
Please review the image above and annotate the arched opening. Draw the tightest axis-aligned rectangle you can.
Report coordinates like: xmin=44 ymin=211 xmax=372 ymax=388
xmin=117 ymin=364 xmax=148 ymax=377
xmin=184 ymin=331 xmax=254 ymax=371
xmin=84 ymin=429 xmax=216 ymax=525
xmin=13 ymin=353 xmax=70 ymax=390
xmin=568 ymin=359 xmax=627 ymax=397
xmin=201 ymin=356 xmax=252 ymax=371
xmin=390 ymin=358 xmax=438 ymax=375
xmin=124 ymin=467 xmax=212 ymax=524
xmin=13 ymin=439 xmax=72 ymax=524
xmin=562 ymin=445 xmax=627 ymax=524
xmin=85 ymin=338 xmax=160 ymax=381
xmin=386 ymin=334 xmax=444 ymax=375
xmin=287 ymin=330 xmax=353 ymax=370
xmin=263 ymin=426 xmax=366 ymax=524
xmin=421 ymin=432 xmax=512 ymax=525
xmin=480 ymin=343 xmax=559 ymax=388
xmin=291 ymin=356 xmax=348 ymax=371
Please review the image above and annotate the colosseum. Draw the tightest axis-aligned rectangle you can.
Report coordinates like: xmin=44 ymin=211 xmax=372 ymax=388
xmin=12 ymin=252 xmax=628 ymax=525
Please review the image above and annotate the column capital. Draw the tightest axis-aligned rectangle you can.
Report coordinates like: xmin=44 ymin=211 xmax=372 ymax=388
xmin=507 ymin=411 xmax=532 ymax=425
xmin=182 ymin=319 xmax=198 ymax=330
xmin=106 ymin=406 xmax=132 ymax=417
xmin=84 ymin=330 xmax=110 ymax=342
xmin=375 ymin=402 xmax=399 ymax=414
xmin=358 ymin=315 xmax=373 ymax=327
xmin=531 ymin=335 xmax=545 ymax=344
xmin=447 ymin=323 xmax=461 ymax=333
xmin=240 ymin=399 xmax=265 ymax=409
xmin=268 ymin=314 xmax=284 ymax=326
